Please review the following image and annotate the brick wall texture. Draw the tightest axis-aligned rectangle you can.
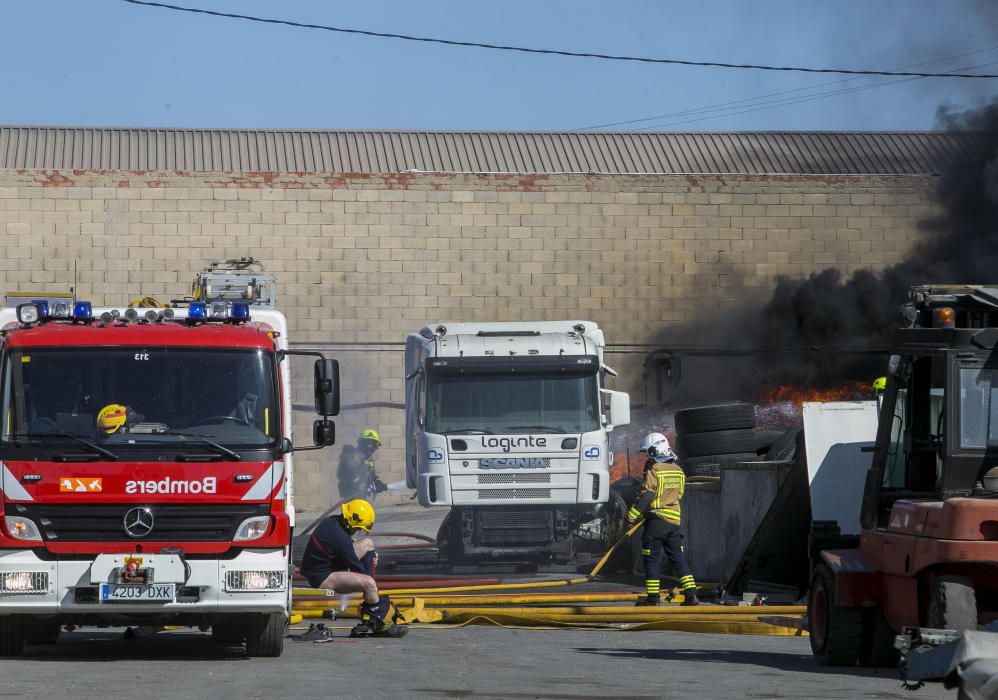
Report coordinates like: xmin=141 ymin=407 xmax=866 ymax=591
xmin=0 ymin=169 xmax=938 ymax=509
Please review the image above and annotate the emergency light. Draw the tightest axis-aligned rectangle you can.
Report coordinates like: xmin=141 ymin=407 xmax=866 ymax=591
xmin=73 ymin=301 xmax=93 ymax=320
xmin=188 ymin=302 xmax=207 ymax=320
xmin=185 ymin=300 xmax=250 ymax=325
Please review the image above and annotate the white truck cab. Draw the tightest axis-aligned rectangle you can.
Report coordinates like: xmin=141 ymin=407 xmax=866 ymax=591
xmin=405 ymin=321 xmax=629 ymax=561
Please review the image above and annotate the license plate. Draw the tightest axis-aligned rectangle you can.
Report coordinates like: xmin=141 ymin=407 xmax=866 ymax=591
xmin=100 ymin=583 xmax=175 ymax=603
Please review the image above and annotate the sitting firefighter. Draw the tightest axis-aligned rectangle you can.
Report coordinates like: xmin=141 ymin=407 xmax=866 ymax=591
xmin=627 ymin=432 xmax=699 ymax=607
xmin=299 ymin=499 xmax=406 ymax=638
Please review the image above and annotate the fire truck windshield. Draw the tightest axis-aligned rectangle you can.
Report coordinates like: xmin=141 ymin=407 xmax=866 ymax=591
xmin=0 ymin=347 xmax=279 ymax=449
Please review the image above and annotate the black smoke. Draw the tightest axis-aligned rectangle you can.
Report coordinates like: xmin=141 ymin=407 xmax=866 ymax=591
xmin=662 ymin=99 xmax=998 ymax=404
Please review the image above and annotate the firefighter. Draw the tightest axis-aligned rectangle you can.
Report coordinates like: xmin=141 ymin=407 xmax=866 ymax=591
xmin=627 ymin=432 xmax=699 ymax=607
xmin=336 ymin=429 xmax=387 ymax=500
xmin=299 ymin=499 xmax=406 ymax=637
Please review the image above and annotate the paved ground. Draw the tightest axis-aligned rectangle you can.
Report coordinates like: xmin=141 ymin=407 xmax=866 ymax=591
xmin=0 ymin=626 xmax=951 ymax=700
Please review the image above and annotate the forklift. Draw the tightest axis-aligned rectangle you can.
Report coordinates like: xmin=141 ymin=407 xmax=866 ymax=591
xmin=808 ymin=285 xmax=998 ymax=666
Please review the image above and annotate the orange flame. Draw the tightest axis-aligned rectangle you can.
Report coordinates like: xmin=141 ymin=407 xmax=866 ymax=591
xmin=757 ymin=381 xmax=869 ymax=408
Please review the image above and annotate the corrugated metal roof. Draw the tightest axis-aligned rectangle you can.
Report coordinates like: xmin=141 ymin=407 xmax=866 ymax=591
xmin=0 ymin=126 xmax=982 ymax=175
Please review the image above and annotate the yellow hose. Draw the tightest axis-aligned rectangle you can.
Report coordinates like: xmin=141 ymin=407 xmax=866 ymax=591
xmin=292 ymin=592 xmax=646 ymax=608
xmin=437 ymin=613 xmax=805 ymax=635
xmin=430 ymin=605 xmax=806 ymax=618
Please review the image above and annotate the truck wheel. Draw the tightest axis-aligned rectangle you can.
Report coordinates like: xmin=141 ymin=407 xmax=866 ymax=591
xmin=675 ymin=429 xmax=757 ymax=459
xmin=859 ymin=607 xmax=899 ymax=667
xmin=674 ymin=403 xmax=756 ymax=434
xmin=927 ymin=575 xmax=978 ymax=631
xmin=211 ymin=618 xmax=246 ymax=645
xmin=245 ymin=613 xmax=286 ymax=657
xmin=0 ymin=617 xmax=24 ymax=657
xmin=808 ymin=564 xmax=863 ymax=666
xmin=22 ymin=619 xmax=61 ymax=645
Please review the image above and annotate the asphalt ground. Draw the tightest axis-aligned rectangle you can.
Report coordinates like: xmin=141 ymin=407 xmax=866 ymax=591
xmin=0 ymin=505 xmax=955 ymax=698
xmin=0 ymin=626 xmax=951 ymax=700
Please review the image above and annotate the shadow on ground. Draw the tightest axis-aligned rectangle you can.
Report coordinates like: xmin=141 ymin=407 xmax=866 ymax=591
xmin=12 ymin=632 xmax=248 ymax=662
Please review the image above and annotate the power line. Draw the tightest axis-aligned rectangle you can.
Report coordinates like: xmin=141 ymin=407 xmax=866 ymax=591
xmin=574 ymin=45 xmax=998 ymax=131
xmin=632 ymin=59 xmax=998 ymax=131
xmin=117 ymin=0 xmax=998 ymax=79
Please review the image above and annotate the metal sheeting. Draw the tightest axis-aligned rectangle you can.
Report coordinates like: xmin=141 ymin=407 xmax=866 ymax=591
xmin=0 ymin=126 xmax=981 ymax=175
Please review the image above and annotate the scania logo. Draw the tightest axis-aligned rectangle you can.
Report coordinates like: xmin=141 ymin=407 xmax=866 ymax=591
xmin=122 ymin=507 xmax=154 ymax=539
xmin=482 ymin=436 xmax=548 ymax=453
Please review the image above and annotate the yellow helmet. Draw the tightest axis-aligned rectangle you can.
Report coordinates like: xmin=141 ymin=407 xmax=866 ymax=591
xmin=360 ymin=429 xmax=381 ymax=447
xmin=872 ymin=376 xmax=887 ymax=393
xmin=341 ymin=499 xmax=375 ymax=532
xmin=97 ymin=404 xmax=128 ymax=434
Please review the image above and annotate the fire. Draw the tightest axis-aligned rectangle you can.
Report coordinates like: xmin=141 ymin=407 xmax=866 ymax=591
xmin=757 ymin=381 xmax=870 ymax=408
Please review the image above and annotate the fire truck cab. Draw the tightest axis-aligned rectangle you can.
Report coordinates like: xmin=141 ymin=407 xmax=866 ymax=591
xmin=0 ymin=261 xmax=338 ymax=657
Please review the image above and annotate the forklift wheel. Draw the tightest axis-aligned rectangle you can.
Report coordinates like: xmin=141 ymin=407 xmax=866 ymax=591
xmin=808 ymin=564 xmax=863 ymax=666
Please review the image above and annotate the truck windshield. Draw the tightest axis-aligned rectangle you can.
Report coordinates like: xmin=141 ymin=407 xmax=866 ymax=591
xmin=425 ymin=373 xmax=600 ymax=435
xmin=959 ymin=367 xmax=998 ymax=449
xmin=1 ymin=347 xmax=279 ymax=447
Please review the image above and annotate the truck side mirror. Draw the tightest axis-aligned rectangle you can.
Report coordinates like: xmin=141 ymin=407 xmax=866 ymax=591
xmin=313 ymin=419 xmax=335 ymax=447
xmin=314 ymin=359 xmax=340 ymax=417
xmin=605 ymin=390 xmax=630 ymax=429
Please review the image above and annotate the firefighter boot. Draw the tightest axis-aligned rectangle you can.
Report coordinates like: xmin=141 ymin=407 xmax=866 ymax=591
xmin=351 ymin=596 xmax=408 ymax=638
xmin=680 ymin=589 xmax=700 ymax=606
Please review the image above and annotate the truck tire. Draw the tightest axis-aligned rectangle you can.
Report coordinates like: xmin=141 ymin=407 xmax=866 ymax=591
xmin=245 ymin=613 xmax=286 ymax=657
xmin=212 ymin=618 xmax=246 ymax=645
xmin=22 ymin=619 xmax=60 ymax=645
xmin=674 ymin=403 xmax=756 ymax=434
xmin=927 ymin=576 xmax=978 ymax=631
xmin=754 ymin=429 xmax=785 ymax=455
xmin=765 ymin=428 xmax=803 ymax=463
xmin=675 ymin=429 xmax=757 ymax=459
xmin=808 ymin=563 xmax=863 ymax=666
xmin=859 ymin=607 xmax=899 ymax=667
xmin=0 ymin=617 xmax=24 ymax=657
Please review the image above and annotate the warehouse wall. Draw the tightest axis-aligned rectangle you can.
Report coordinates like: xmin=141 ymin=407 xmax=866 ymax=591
xmin=0 ymin=169 xmax=937 ymax=509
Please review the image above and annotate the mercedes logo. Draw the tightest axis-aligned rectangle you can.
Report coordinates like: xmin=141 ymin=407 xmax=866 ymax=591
xmin=122 ymin=507 xmax=154 ymax=539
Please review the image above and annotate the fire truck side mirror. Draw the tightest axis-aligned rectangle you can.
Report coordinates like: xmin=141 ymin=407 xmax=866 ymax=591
xmin=313 ymin=419 xmax=335 ymax=447
xmin=314 ymin=359 xmax=340 ymax=417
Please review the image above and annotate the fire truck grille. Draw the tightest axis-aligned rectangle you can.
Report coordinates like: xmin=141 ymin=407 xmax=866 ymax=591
xmin=477 ymin=474 xmax=551 ymax=485
xmin=5 ymin=504 xmax=270 ymax=542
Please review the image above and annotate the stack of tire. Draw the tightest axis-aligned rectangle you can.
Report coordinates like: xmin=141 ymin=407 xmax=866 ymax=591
xmin=673 ymin=403 xmax=757 ymax=477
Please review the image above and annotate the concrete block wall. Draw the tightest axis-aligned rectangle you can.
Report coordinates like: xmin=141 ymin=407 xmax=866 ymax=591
xmin=0 ymin=170 xmax=937 ymax=509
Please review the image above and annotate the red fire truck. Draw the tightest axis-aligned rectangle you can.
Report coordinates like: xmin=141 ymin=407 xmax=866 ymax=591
xmin=0 ymin=263 xmax=338 ymax=657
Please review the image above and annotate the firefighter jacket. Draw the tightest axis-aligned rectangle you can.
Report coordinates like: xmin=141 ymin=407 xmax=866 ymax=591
xmin=626 ymin=459 xmax=686 ymax=526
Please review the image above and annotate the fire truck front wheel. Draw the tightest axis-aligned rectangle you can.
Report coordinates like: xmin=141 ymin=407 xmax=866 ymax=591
xmin=0 ymin=616 xmax=24 ymax=657
xmin=245 ymin=613 xmax=286 ymax=657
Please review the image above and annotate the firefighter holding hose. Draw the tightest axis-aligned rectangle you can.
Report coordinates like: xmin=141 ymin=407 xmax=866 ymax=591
xmin=299 ymin=499 xmax=407 ymax=637
xmin=627 ymin=433 xmax=699 ymax=607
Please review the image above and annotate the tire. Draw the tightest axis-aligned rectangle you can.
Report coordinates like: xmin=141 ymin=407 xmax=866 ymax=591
xmin=22 ymin=619 xmax=60 ymax=645
xmin=766 ymin=428 xmax=803 ymax=463
xmin=675 ymin=429 xmax=757 ymax=459
xmin=754 ymin=429 xmax=786 ymax=455
xmin=245 ymin=613 xmax=286 ymax=657
xmin=212 ymin=618 xmax=246 ymax=645
xmin=808 ymin=564 xmax=863 ymax=666
xmin=674 ymin=403 xmax=756 ymax=434
xmin=0 ymin=617 xmax=24 ymax=657
xmin=859 ymin=607 xmax=899 ymax=667
xmin=927 ymin=575 xmax=978 ymax=631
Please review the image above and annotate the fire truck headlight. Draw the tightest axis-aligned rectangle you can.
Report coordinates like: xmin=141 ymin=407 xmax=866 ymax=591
xmin=233 ymin=516 xmax=271 ymax=542
xmin=0 ymin=571 xmax=49 ymax=594
xmin=16 ymin=303 xmax=40 ymax=324
xmin=224 ymin=570 xmax=285 ymax=592
xmin=5 ymin=516 xmax=42 ymax=541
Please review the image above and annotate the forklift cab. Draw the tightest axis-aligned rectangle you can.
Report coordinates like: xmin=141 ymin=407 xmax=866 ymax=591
xmin=860 ymin=286 xmax=998 ymax=531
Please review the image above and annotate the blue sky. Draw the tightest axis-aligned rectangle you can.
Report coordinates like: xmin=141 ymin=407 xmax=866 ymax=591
xmin=2 ymin=0 xmax=996 ymax=131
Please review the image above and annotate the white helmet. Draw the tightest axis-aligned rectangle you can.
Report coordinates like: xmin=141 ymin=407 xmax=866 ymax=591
xmin=639 ymin=432 xmax=676 ymax=463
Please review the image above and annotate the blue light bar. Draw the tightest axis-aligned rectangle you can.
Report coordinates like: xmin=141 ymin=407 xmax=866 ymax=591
xmin=32 ymin=300 xmax=49 ymax=318
xmin=188 ymin=302 xmax=207 ymax=320
xmin=73 ymin=301 xmax=93 ymax=320
xmin=230 ymin=301 xmax=250 ymax=321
